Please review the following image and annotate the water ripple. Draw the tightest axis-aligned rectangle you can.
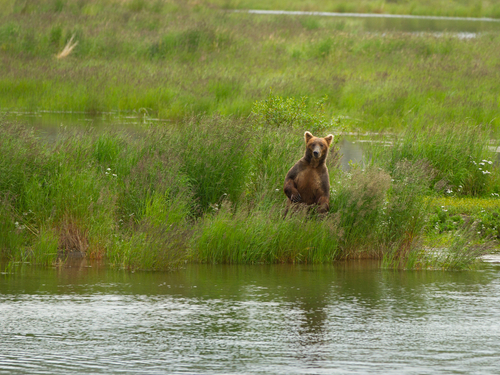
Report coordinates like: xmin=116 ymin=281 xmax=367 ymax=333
xmin=1 ymin=264 xmax=500 ymax=374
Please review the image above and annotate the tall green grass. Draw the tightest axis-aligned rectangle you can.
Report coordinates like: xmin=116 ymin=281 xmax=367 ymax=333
xmin=2 ymin=0 xmax=498 ymax=19
xmin=1 ymin=1 xmax=497 ymax=270
xmin=374 ymin=122 xmax=498 ymax=196
xmin=191 ymin=203 xmax=341 ymax=264
xmin=1 ymin=1 xmax=500 ymax=131
xmin=3 ymin=113 xmax=493 ymax=270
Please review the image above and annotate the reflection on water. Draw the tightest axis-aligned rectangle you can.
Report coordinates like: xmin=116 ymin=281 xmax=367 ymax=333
xmin=1 ymin=261 xmax=500 ymax=374
xmin=243 ymin=9 xmax=500 ymax=34
xmin=1 ymin=110 xmax=165 ymax=141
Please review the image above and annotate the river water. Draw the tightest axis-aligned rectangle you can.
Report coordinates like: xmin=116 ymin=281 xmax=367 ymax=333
xmin=241 ymin=9 xmax=500 ymax=34
xmin=1 ymin=261 xmax=500 ymax=374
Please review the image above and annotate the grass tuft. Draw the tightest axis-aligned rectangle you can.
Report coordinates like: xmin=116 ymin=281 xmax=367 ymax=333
xmin=56 ymin=34 xmax=78 ymax=59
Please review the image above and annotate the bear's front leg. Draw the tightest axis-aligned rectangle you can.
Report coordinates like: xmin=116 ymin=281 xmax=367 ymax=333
xmin=284 ymin=179 xmax=302 ymax=203
xmin=317 ymin=196 xmax=330 ymax=214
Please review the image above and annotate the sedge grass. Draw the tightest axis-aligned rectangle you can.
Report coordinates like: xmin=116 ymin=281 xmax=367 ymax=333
xmin=2 ymin=0 xmax=499 ymax=19
xmin=0 ymin=115 xmax=497 ymax=269
xmin=190 ymin=203 xmax=341 ymax=264
xmin=370 ymin=122 xmax=498 ymax=195
xmin=1 ymin=1 xmax=498 ymax=270
xmin=1 ymin=2 xmax=500 ymax=131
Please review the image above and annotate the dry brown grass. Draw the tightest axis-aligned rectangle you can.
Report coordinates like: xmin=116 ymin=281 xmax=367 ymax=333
xmin=56 ymin=34 xmax=78 ymax=59
xmin=58 ymin=216 xmax=88 ymax=257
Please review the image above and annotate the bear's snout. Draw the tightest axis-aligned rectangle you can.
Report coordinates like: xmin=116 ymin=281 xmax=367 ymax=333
xmin=312 ymin=145 xmax=322 ymax=158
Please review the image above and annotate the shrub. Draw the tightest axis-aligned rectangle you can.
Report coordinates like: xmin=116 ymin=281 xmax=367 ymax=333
xmin=252 ymin=91 xmax=331 ymax=132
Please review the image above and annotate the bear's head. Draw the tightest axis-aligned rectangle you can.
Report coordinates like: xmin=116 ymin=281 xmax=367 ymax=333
xmin=304 ymin=131 xmax=334 ymax=163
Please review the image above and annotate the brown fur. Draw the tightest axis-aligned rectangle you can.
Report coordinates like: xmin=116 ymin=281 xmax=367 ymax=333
xmin=283 ymin=131 xmax=334 ymax=214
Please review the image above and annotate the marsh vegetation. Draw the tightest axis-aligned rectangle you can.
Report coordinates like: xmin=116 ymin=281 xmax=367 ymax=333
xmin=2 ymin=0 xmax=500 ymax=130
xmin=1 ymin=0 xmax=500 ymax=270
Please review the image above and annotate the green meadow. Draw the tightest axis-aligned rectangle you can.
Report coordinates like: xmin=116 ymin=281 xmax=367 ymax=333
xmin=206 ymin=0 xmax=500 ymax=18
xmin=2 ymin=0 xmax=500 ymax=131
xmin=1 ymin=0 xmax=500 ymax=270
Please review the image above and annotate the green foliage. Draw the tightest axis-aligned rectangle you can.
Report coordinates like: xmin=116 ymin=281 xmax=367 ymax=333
xmin=173 ymin=116 xmax=252 ymax=213
xmin=382 ymin=161 xmax=433 ymax=241
xmin=0 ymin=204 xmax=26 ymax=257
xmin=204 ymin=0 xmax=500 ymax=18
xmin=252 ymin=92 xmax=330 ymax=132
xmin=0 ymin=109 xmax=494 ymax=270
xmin=429 ymin=208 xmax=464 ymax=233
xmin=245 ymin=128 xmax=303 ymax=207
xmin=313 ymin=37 xmax=334 ymax=58
xmin=93 ymin=134 xmax=123 ymax=164
xmin=149 ymin=27 xmax=230 ymax=59
xmin=28 ymin=227 xmax=59 ymax=266
xmin=190 ymin=203 xmax=341 ymax=264
xmin=49 ymin=25 xmax=62 ymax=48
xmin=300 ymin=17 xmax=320 ymax=31
xmin=0 ymin=122 xmax=192 ymax=268
xmin=330 ymin=167 xmax=391 ymax=251
xmin=0 ymin=0 xmax=498 ymax=271
xmin=419 ymin=223 xmax=487 ymax=270
xmin=108 ymin=191 xmax=192 ymax=271
xmin=380 ymin=161 xmax=435 ymax=268
xmin=52 ymin=0 xmax=64 ymax=13
xmin=379 ymin=123 xmax=494 ymax=196
xmin=1 ymin=5 xmax=500 ymax=131
xmin=428 ymin=197 xmax=500 ymax=241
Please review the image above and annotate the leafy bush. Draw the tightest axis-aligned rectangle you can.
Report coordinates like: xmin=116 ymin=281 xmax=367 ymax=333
xmin=252 ymin=91 xmax=331 ymax=132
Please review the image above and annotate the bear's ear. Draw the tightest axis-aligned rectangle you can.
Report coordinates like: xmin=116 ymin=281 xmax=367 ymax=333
xmin=304 ymin=131 xmax=314 ymax=144
xmin=324 ymin=134 xmax=334 ymax=147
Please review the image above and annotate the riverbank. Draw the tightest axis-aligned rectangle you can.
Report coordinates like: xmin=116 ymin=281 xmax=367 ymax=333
xmin=1 ymin=115 xmax=498 ymax=271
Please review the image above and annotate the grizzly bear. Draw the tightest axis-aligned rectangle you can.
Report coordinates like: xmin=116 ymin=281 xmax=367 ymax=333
xmin=283 ymin=131 xmax=334 ymax=214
